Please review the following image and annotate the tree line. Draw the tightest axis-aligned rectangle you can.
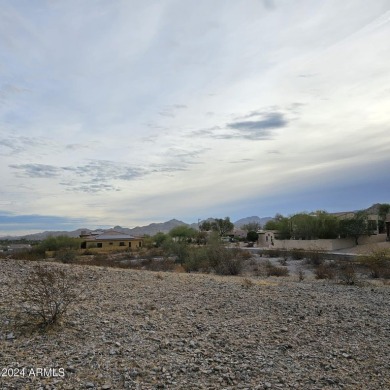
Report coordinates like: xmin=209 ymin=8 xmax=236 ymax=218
xmin=264 ymin=205 xmax=390 ymax=245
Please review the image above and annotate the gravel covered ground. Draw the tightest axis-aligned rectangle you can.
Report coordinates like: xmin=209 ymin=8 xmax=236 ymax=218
xmin=1 ymin=259 xmax=389 ymax=390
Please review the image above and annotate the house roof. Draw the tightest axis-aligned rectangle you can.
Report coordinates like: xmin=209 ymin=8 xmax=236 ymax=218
xmin=83 ymin=230 xmax=140 ymax=241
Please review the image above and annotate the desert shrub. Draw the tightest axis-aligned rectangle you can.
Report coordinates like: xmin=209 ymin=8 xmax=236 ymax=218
xmin=268 ymin=249 xmax=281 ymax=258
xmin=173 ymin=264 xmax=186 ymax=273
xmin=215 ymin=255 xmax=244 ymax=276
xmin=81 ymin=249 xmax=94 ymax=256
xmin=183 ymin=247 xmax=210 ymax=273
xmin=278 ymin=257 xmax=288 ymax=266
xmin=314 ymin=262 xmax=336 ymax=280
xmin=306 ymin=250 xmax=323 ymax=266
xmin=265 ymin=260 xmax=289 ymax=277
xmin=297 ymin=268 xmax=305 ymax=282
xmin=167 ymin=241 xmax=191 ymax=264
xmin=7 ymin=249 xmax=43 ymax=261
xmin=240 ymin=250 xmax=253 ymax=260
xmin=19 ymin=263 xmax=88 ymax=328
xmin=182 ymin=244 xmax=246 ymax=275
xmin=252 ymin=265 xmax=265 ymax=277
xmin=56 ymin=249 xmax=77 ymax=264
xmin=242 ymin=277 xmax=254 ymax=288
xmin=122 ymin=250 xmax=137 ymax=260
xmin=360 ymin=249 xmax=390 ymax=279
xmin=89 ymin=253 xmax=111 ymax=267
xmin=289 ymin=248 xmax=305 ymax=260
xmin=147 ymin=247 xmax=165 ymax=257
xmin=338 ymin=262 xmax=357 ymax=285
xmin=141 ymin=258 xmax=176 ymax=272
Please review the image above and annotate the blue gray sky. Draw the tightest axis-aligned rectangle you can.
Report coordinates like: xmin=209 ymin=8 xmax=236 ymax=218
xmin=1 ymin=0 xmax=390 ymax=235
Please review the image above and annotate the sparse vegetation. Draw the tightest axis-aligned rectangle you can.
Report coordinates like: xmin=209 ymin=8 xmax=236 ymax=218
xmin=242 ymin=277 xmax=254 ymax=288
xmin=289 ymin=248 xmax=305 ymax=260
xmin=314 ymin=262 xmax=336 ymax=280
xmin=19 ymin=263 xmax=88 ymax=328
xmin=56 ymin=249 xmax=77 ymax=264
xmin=306 ymin=249 xmax=324 ymax=266
xmin=264 ymin=260 xmax=289 ymax=277
xmin=360 ymin=249 xmax=390 ymax=279
xmin=338 ymin=262 xmax=357 ymax=285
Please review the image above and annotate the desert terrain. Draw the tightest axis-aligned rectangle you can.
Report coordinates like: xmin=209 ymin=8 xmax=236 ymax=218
xmin=1 ymin=258 xmax=389 ymax=390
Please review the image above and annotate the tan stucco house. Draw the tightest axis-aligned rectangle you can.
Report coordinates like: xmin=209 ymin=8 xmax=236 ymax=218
xmin=80 ymin=230 xmax=143 ymax=251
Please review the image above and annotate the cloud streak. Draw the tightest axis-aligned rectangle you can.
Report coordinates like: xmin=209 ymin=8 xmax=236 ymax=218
xmin=227 ymin=112 xmax=287 ymax=140
xmin=8 ymin=153 xmax=203 ymax=193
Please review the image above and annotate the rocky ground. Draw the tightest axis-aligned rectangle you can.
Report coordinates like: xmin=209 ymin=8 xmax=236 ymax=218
xmin=1 ymin=259 xmax=389 ymax=390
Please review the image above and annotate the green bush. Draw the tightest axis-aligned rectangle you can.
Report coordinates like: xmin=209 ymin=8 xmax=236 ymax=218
xmin=183 ymin=247 xmax=211 ymax=273
xmin=36 ymin=236 xmax=80 ymax=254
xmin=181 ymin=243 xmax=246 ymax=275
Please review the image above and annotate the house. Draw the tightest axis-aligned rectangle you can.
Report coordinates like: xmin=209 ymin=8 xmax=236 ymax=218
xmin=331 ymin=212 xmax=380 ymax=234
xmin=80 ymin=230 xmax=143 ymax=251
xmin=257 ymin=230 xmax=276 ymax=247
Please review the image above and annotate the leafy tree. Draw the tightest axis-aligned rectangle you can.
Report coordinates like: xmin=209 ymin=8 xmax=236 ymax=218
xmin=379 ymin=204 xmax=390 ymax=220
xmin=169 ymin=225 xmax=197 ymax=241
xmin=168 ymin=241 xmax=190 ymax=264
xmin=291 ymin=213 xmax=317 ymax=240
xmin=339 ymin=211 xmax=375 ymax=245
xmin=153 ymin=232 xmax=171 ymax=248
xmin=316 ymin=211 xmax=339 ymax=239
xmin=291 ymin=211 xmax=339 ymax=239
xmin=247 ymin=231 xmax=259 ymax=242
xmin=378 ymin=204 xmax=390 ymax=233
xmin=264 ymin=220 xmax=279 ymax=230
xmin=264 ymin=214 xmax=291 ymax=239
xmin=195 ymin=230 xmax=208 ymax=245
xmin=199 ymin=220 xmax=212 ymax=231
xmin=212 ymin=217 xmax=234 ymax=237
xmin=199 ymin=217 xmax=234 ymax=237
xmin=37 ymin=236 xmax=80 ymax=253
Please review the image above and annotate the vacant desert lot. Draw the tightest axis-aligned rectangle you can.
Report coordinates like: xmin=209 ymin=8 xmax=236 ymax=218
xmin=1 ymin=259 xmax=389 ymax=390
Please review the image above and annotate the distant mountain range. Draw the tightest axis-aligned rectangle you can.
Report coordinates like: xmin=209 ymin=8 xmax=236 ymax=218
xmin=234 ymin=216 xmax=272 ymax=228
xmin=2 ymin=216 xmax=272 ymax=240
xmin=3 ymin=203 xmax=385 ymax=240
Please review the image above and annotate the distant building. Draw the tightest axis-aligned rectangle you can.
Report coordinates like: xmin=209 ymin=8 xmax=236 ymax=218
xmin=80 ymin=230 xmax=143 ymax=250
xmin=6 ymin=244 xmax=32 ymax=252
xmin=331 ymin=212 xmax=380 ymax=234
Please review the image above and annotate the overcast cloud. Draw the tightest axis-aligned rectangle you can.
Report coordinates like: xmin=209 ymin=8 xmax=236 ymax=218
xmin=0 ymin=0 xmax=389 ymax=235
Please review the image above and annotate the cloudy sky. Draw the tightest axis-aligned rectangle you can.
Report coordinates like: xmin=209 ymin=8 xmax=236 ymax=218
xmin=1 ymin=0 xmax=390 ymax=235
